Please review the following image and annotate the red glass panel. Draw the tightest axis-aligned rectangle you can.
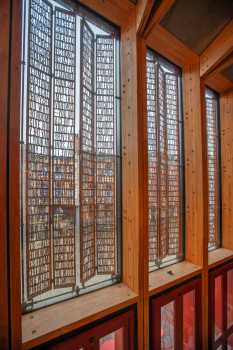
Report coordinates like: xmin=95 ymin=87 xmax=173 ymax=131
xmin=228 ymin=269 xmax=233 ymax=328
xmin=215 ymin=275 xmax=223 ymax=340
xmin=99 ymin=328 xmax=124 ymax=350
xmin=183 ymin=290 xmax=195 ymax=350
xmin=161 ymin=301 xmax=175 ymax=350
xmin=228 ymin=333 xmax=233 ymax=349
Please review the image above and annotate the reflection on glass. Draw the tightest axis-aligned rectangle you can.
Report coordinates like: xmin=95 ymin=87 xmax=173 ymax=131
xmin=215 ymin=276 xmax=223 ymax=340
xmin=183 ymin=290 xmax=195 ymax=350
xmin=99 ymin=328 xmax=124 ymax=350
xmin=228 ymin=270 xmax=233 ymax=328
xmin=216 ymin=346 xmax=222 ymax=350
xmin=228 ymin=333 xmax=233 ymax=349
xmin=161 ymin=301 xmax=175 ymax=350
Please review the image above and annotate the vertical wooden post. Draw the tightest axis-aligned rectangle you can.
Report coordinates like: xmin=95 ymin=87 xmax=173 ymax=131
xmin=8 ymin=0 xmax=23 ymax=348
xmin=0 ymin=0 xmax=11 ymax=348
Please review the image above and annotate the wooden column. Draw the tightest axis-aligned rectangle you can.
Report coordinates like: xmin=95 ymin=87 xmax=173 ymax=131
xmin=220 ymin=90 xmax=233 ymax=250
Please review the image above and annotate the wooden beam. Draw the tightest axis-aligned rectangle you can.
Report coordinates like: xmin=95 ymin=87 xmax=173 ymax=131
xmin=0 ymin=0 xmax=10 ymax=348
xmin=220 ymin=90 xmax=233 ymax=250
xmin=136 ymin=0 xmax=154 ymax=35
xmin=183 ymin=62 xmax=206 ymax=268
xmin=146 ymin=24 xmax=198 ymax=68
xmin=143 ymin=0 xmax=175 ymax=38
xmin=8 ymin=0 xmax=22 ymax=348
xmin=79 ymin=0 xmax=135 ymax=27
xmin=205 ymin=72 xmax=233 ymax=94
xmin=200 ymin=20 xmax=233 ymax=78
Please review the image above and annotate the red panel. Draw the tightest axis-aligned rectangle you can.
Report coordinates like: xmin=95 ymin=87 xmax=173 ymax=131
xmin=183 ymin=290 xmax=195 ymax=350
xmin=228 ymin=269 xmax=233 ymax=329
xmin=214 ymin=275 xmax=223 ymax=340
xmin=228 ymin=333 xmax=233 ymax=349
xmin=99 ymin=328 xmax=124 ymax=350
xmin=161 ymin=301 xmax=175 ymax=350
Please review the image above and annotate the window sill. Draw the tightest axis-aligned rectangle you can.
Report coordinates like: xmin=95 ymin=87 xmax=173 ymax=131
xmin=22 ymin=283 xmax=138 ymax=350
xmin=208 ymin=248 xmax=233 ymax=269
xmin=149 ymin=261 xmax=202 ymax=296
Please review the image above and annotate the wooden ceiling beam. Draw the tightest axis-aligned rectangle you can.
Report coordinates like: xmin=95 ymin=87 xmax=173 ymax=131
xmin=79 ymin=0 xmax=136 ymax=27
xmin=136 ymin=0 xmax=154 ymax=35
xmin=146 ymin=24 xmax=198 ymax=68
xmin=143 ymin=0 xmax=175 ymax=39
xmin=205 ymin=72 xmax=233 ymax=94
xmin=200 ymin=20 xmax=233 ymax=78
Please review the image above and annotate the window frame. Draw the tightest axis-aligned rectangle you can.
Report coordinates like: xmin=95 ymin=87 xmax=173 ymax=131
xmin=146 ymin=48 xmax=185 ymax=271
xmin=8 ymin=0 xmax=141 ymax=348
xmin=20 ymin=0 xmax=122 ymax=311
xmin=205 ymin=87 xmax=222 ymax=251
xmin=150 ymin=277 xmax=202 ymax=350
xmin=209 ymin=260 xmax=233 ymax=349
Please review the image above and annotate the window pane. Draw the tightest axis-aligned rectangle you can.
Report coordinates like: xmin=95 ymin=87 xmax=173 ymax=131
xmin=161 ymin=301 xmax=175 ymax=350
xmin=228 ymin=269 xmax=233 ymax=328
xmin=99 ymin=328 xmax=124 ymax=350
xmin=183 ymin=290 xmax=195 ymax=350
xmin=215 ymin=275 xmax=223 ymax=340
xmin=20 ymin=0 xmax=121 ymax=312
xmin=205 ymin=88 xmax=220 ymax=250
xmin=146 ymin=50 xmax=184 ymax=271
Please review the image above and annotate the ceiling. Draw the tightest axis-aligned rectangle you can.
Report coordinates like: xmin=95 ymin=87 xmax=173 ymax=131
xmin=160 ymin=0 xmax=233 ymax=54
xmin=222 ymin=64 xmax=233 ymax=83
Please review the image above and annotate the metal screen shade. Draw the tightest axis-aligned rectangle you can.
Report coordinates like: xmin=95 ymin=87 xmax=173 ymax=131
xmin=96 ymin=35 xmax=116 ymax=275
xmin=146 ymin=50 xmax=183 ymax=270
xmin=205 ymin=90 xmax=221 ymax=250
xmin=80 ymin=20 xmax=96 ymax=283
xmin=52 ymin=8 xmax=76 ymax=288
xmin=26 ymin=0 xmax=53 ymax=299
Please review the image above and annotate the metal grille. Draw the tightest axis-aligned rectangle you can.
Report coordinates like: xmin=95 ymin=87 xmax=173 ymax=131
xmin=165 ymin=73 xmax=181 ymax=256
xmin=206 ymin=91 xmax=220 ymax=250
xmin=80 ymin=20 xmax=96 ymax=283
xmin=146 ymin=50 xmax=183 ymax=270
xmin=52 ymin=9 xmax=76 ymax=288
xmin=26 ymin=0 xmax=53 ymax=298
xmin=147 ymin=52 xmax=158 ymax=264
xmin=96 ymin=35 xmax=116 ymax=275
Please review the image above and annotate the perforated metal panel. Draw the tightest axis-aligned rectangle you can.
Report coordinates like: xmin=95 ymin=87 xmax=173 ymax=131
xmin=96 ymin=35 xmax=116 ymax=275
xmin=205 ymin=90 xmax=221 ymax=250
xmin=26 ymin=0 xmax=53 ymax=299
xmin=146 ymin=50 xmax=183 ymax=270
xmin=80 ymin=20 xmax=96 ymax=283
xmin=52 ymin=8 xmax=76 ymax=288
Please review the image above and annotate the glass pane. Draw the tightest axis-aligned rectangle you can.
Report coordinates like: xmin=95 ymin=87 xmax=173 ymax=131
xmin=183 ymin=290 xmax=195 ymax=350
xmin=228 ymin=269 xmax=233 ymax=328
xmin=161 ymin=301 xmax=175 ymax=350
xmin=228 ymin=333 xmax=233 ymax=349
xmin=215 ymin=275 xmax=223 ymax=340
xmin=99 ymin=328 xmax=124 ymax=350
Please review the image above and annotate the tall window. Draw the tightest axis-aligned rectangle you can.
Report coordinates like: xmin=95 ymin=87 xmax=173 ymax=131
xmin=146 ymin=50 xmax=184 ymax=271
xmin=205 ymin=88 xmax=221 ymax=250
xmin=20 ymin=0 xmax=121 ymax=311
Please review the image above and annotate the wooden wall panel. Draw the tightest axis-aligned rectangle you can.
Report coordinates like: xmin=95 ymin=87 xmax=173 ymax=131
xmin=220 ymin=90 xmax=233 ymax=250
xmin=0 ymin=0 xmax=10 ymax=348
